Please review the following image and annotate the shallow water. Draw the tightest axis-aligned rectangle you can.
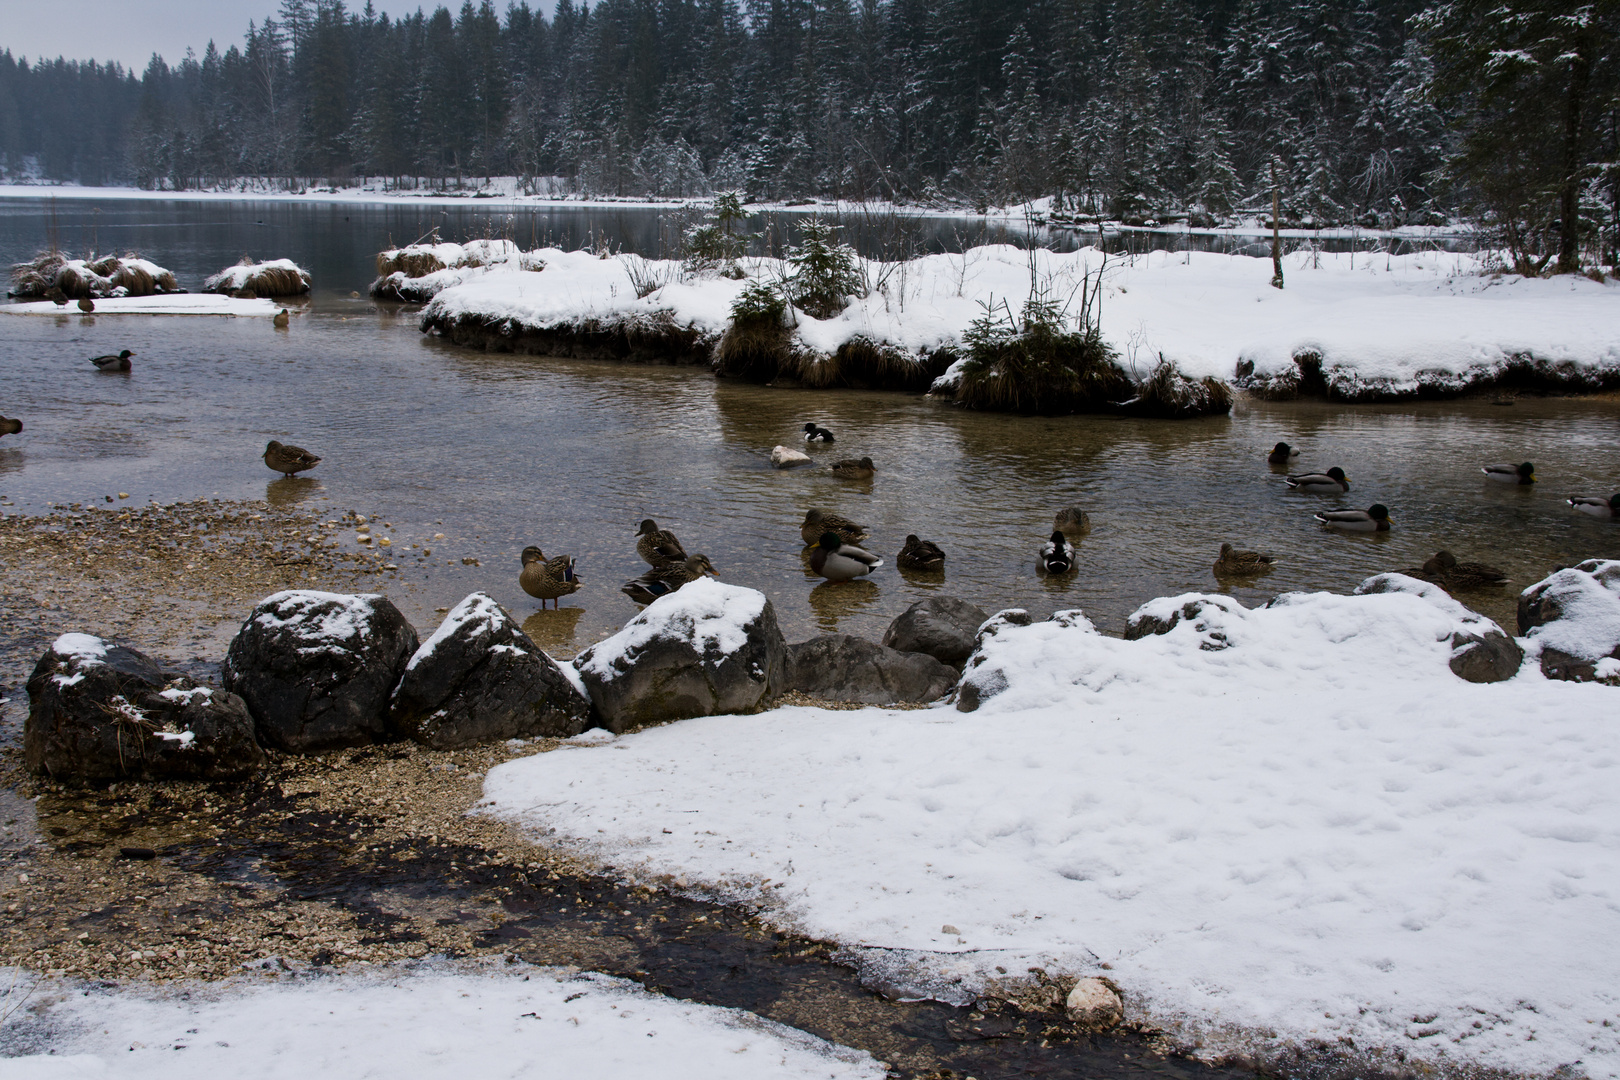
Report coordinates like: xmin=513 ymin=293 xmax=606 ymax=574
xmin=2 ymin=198 xmax=1618 ymax=652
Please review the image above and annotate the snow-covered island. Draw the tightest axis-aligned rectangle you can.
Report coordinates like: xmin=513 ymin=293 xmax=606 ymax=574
xmin=412 ymin=242 xmax=1620 ymax=405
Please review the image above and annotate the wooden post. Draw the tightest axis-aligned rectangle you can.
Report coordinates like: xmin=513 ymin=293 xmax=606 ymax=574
xmin=1269 ymin=161 xmax=1284 ymax=290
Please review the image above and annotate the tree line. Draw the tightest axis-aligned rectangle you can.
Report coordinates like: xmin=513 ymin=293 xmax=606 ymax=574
xmin=0 ymin=0 xmax=1615 ymax=267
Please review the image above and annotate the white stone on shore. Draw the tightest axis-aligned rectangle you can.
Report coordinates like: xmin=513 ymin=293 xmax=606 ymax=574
xmin=1065 ymin=978 xmax=1123 ymax=1030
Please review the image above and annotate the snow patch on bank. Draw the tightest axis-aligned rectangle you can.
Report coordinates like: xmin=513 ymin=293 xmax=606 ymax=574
xmin=1 ymin=294 xmax=283 ymax=317
xmin=486 ymin=586 xmax=1620 ymax=1080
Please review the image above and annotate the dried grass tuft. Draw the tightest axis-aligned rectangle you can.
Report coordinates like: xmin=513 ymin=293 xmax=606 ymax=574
xmin=203 ymin=259 xmax=311 ymax=297
xmin=376 ymin=249 xmax=449 ymax=278
xmin=1122 ymin=359 xmax=1234 ymax=418
xmin=8 ymin=250 xmax=177 ymax=298
xmin=716 ymin=318 xmax=792 ymax=381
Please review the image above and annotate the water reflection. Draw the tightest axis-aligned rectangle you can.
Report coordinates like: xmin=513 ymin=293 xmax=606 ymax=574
xmin=0 ymin=449 xmax=22 ymax=474
xmin=807 ymin=579 xmax=882 ymax=633
xmin=522 ymin=607 xmax=586 ymax=656
xmin=266 ymin=477 xmax=322 ymax=507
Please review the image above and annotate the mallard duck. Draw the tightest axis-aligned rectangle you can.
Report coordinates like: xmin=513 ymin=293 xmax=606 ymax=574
xmin=1315 ymin=504 xmax=1392 ymax=532
xmin=636 ymin=518 xmax=687 ymax=567
xmin=1287 ymin=467 xmax=1349 ymax=493
xmin=1483 ymin=461 xmax=1535 ymax=485
xmin=830 ymin=456 xmax=875 ymax=479
xmin=621 ymin=553 xmax=717 ymax=604
xmin=0 ymin=415 xmax=21 ymax=438
xmin=1213 ymin=542 xmax=1274 ymax=576
xmin=1054 ymin=506 xmax=1091 ymax=541
xmin=1267 ymin=441 xmax=1300 ymax=466
xmin=897 ymin=534 xmax=945 ymax=571
xmin=263 ymin=439 xmax=321 ymax=477
xmin=809 ymin=532 xmax=882 ymax=581
xmin=46 ymin=286 xmax=68 ymax=306
xmin=800 ymin=508 xmax=867 ymax=546
xmin=273 ymin=308 xmax=290 ymax=328
xmin=89 ymin=349 xmax=134 ymax=371
xmin=1568 ymin=493 xmax=1620 ymax=519
xmin=1039 ymin=530 xmax=1076 ymax=574
xmin=1408 ymin=550 xmax=1507 ymax=589
xmin=803 ymin=423 xmax=835 ymax=443
xmin=77 ymin=297 xmax=95 ymax=313
xmin=521 ymin=545 xmax=582 ymax=608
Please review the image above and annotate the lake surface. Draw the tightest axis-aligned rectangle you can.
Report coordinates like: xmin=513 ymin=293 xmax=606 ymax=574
xmin=2 ymin=196 xmax=1618 ymax=652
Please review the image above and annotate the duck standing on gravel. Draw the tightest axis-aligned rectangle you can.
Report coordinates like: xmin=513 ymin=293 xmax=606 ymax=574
xmin=521 ymin=545 xmax=582 ymax=609
xmin=1483 ymin=461 xmax=1535 ymax=485
xmin=263 ymin=439 xmax=321 ymax=478
xmin=622 ymin=553 xmax=718 ymax=604
xmin=1039 ymin=530 xmax=1076 ymax=574
xmin=803 ymin=423 xmax=835 ymax=444
xmin=1213 ymin=542 xmax=1274 ymax=576
xmin=1287 ymin=467 xmax=1350 ymax=494
xmin=829 ymin=456 xmax=875 ymax=479
xmin=89 ymin=349 xmax=134 ymax=371
xmin=1315 ymin=504 xmax=1392 ymax=532
xmin=635 ymin=518 xmax=688 ymax=567
xmin=810 ymin=532 xmax=882 ymax=582
xmin=1568 ymin=493 xmax=1620 ymax=519
xmin=0 ymin=415 xmax=21 ymax=438
xmin=800 ymin=508 xmax=868 ymax=546
xmin=1268 ymin=442 xmax=1301 ymax=466
xmin=897 ymin=534 xmax=946 ymax=571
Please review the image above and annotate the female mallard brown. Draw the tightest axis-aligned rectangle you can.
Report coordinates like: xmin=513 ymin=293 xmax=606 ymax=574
xmin=621 ymin=553 xmax=718 ymax=605
xmin=1404 ymin=550 xmax=1507 ymax=589
xmin=809 ymin=533 xmax=882 ymax=582
xmin=273 ymin=308 xmax=290 ymax=328
xmin=636 ymin=518 xmax=687 ymax=567
xmin=800 ymin=508 xmax=868 ymax=546
xmin=1054 ymin=506 xmax=1091 ymax=541
xmin=0 ymin=415 xmax=21 ymax=438
xmin=89 ymin=349 xmax=134 ymax=371
xmin=77 ymin=297 xmax=95 ymax=313
xmin=263 ymin=439 xmax=321 ymax=477
xmin=897 ymin=534 xmax=945 ymax=571
xmin=829 ymin=456 xmax=875 ymax=479
xmin=1213 ymin=542 xmax=1274 ymax=576
xmin=521 ymin=545 xmax=582 ymax=608
xmin=1267 ymin=441 xmax=1300 ymax=466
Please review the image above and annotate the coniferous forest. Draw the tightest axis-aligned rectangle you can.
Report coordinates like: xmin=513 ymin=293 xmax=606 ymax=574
xmin=0 ymin=0 xmax=1617 ymax=265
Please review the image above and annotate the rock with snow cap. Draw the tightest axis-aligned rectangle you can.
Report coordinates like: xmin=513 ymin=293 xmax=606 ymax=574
xmin=880 ymin=596 xmax=990 ymax=669
xmin=1515 ymin=559 xmax=1620 ymax=683
xmin=24 ymin=633 xmax=264 ymax=784
xmin=954 ymin=608 xmax=1041 ymax=712
xmin=1354 ymin=573 xmax=1525 ymax=683
xmin=786 ymin=634 xmax=958 ymax=705
xmin=390 ymin=592 xmax=592 ymax=749
xmin=223 ymin=590 xmax=419 ymax=753
xmin=1124 ymin=593 xmax=1245 ymax=650
xmin=573 ymin=578 xmax=788 ymax=732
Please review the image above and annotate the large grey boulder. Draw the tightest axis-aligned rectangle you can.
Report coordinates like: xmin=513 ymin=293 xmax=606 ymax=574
xmin=574 ymin=578 xmax=789 ymax=732
xmin=881 ymin=596 xmax=990 ymax=669
xmin=25 ymin=633 xmax=265 ymax=784
xmin=223 ymin=590 xmax=419 ymax=753
xmin=391 ymin=592 xmax=591 ymax=748
xmin=1516 ymin=560 xmax=1620 ymax=683
xmin=786 ymin=634 xmax=957 ymax=704
xmin=1354 ymin=573 xmax=1524 ymax=683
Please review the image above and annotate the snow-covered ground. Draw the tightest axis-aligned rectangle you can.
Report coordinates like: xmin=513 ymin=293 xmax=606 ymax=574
xmin=419 ymin=244 xmax=1619 ymax=395
xmin=0 ymin=960 xmax=882 ymax=1079
xmin=0 ymin=295 xmax=285 ymax=317
xmin=484 ymin=583 xmax=1620 ymax=1080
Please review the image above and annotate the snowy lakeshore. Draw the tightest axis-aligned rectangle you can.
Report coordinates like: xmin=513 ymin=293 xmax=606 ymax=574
xmin=0 ymin=295 xmax=286 ymax=317
xmin=415 ymin=243 xmax=1620 ymax=401
xmin=482 ymin=578 xmax=1620 ymax=1080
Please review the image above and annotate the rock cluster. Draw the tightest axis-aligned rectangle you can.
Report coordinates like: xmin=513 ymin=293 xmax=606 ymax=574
xmin=1353 ymin=573 xmax=1524 ymax=683
xmin=1518 ymin=559 xmax=1620 ymax=683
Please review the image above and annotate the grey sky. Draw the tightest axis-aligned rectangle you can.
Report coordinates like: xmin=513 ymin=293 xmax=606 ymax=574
xmin=0 ymin=0 xmax=468 ymax=71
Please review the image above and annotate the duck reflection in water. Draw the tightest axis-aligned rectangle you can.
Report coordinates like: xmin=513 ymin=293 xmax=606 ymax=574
xmin=266 ymin=476 xmax=321 ymax=507
xmin=522 ymin=606 xmax=585 ymax=655
xmin=808 ymin=578 xmax=880 ymax=633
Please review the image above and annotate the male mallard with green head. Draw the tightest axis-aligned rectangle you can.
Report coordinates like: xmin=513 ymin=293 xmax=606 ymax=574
xmin=1482 ymin=461 xmax=1535 ymax=485
xmin=636 ymin=518 xmax=688 ymax=567
xmin=1315 ymin=504 xmax=1392 ymax=532
xmin=1213 ymin=542 xmax=1274 ymax=576
xmin=1054 ymin=506 xmax=1091 ymax=541
xmin=809 ymin=532 xmax=882 ymax=582
xmin=521 ymin=545 xmax=582 ymax=608
xmin=897 ymin=534 xmax=945 ymax=571
xmin=801 ymin=508 xmax=868 ymax=546
xmin=263 ymin=439 xmax=321 ymax=477
xmin=829 ymin=456 xmax=875 ymax=479
xmin=89 ymin=349 xmax=134 ymax=371
xmin=1568 ymin=493 xmax=1620 ymax=519
xmin=1287 ymin=467 xmax=1349 ymax=494
xmin=621 ymin=553 xmax=718 ymax=605
xmin=1039 ymin=531 xmax=1076 ymax=574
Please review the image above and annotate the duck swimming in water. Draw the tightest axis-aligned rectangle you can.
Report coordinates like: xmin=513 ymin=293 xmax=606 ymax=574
xmin=897 ymin=534 xmax=946 ymax=571
xmin=0 ymin=415 xmax=21 ymax=438
xmin=802 ymin=423 xmax=835 ymax=444
xmin=1267 ymin=441 xmax=1300 ymax=466
xmin=89 ymin=349 xmax=134 ymax=371
xmin=1482 ymin=461 xmax=1535 ymax=485
xmin=1039 ymin=530 xmax=1076 ymax=574
xmin=809 ymin=532 xmax=882 ymax=582
xmin=621 ymin=553 xmax=718 ymax=605
xmin=1568 ymin=493 xmax=1620 ymax=519
xmin=829 ymin=456 xmax=875 ymax=479
xmin=800 ymin=508 xmax=868 ymax=546
xmin=1315 ymin=504 xmax=1392 ymax=532
xmin=1213 ymin=542 xmax=1274 ymax=576
xmin=1287 ymin=467 xmax=1350 ymax=494
xmin=1053 ymin=506 xmax=1092 ymax=542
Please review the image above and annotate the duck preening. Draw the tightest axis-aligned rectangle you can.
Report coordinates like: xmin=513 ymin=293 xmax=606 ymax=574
xmin=800 ymin=508 xmax=868 ymax=546
xmin=1286 ymin=467 xmax=1350 ymax=494
xmin=1267 ymin=441 xmax=1300 ymax=466
xmin=830 ymin=456 xmax=875 ymax=479
xmin=809 ymin=532 xmax=882 ymax=582
xmin=1404 ymin=550 xmax=1507 ymax=589
xmin=621 ymin=553 xmax=718 ymax=604
xmin=263 ymin=439 xmax=321 ymax=477
xmin=1315 ymin=504 xmax=1392 ymax=532
xmin=1568 ymin=493 xmax=1620 ymax=519
xmin=897 ymin=534 xmax=946 ymax=571
xmin=802 ymin=423 xmax=835 ymax=444
xmin=1482 ymin=461 xmax=1535 ymax=485
xmin=521 ymin=545 xmax=582 ymax=608
xmin=0 ymin=415 xmax=21 ymax=438
xmin=1054 ymin=506 xmax=1092 ymax=542
xmin=89 ymin=349 xmax=134 ymax=371
xmin=1039 ymin=530 xmax=1076 ymax=574
xmin=636 ymin=518 xmax=688 ymax=567
xmin=1213 ymin=542 xmax=1274 ymax=576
